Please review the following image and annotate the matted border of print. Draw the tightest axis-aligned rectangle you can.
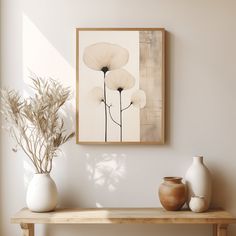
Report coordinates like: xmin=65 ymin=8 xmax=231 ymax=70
xmin=76 ymin=28 xmax=165 ymax=144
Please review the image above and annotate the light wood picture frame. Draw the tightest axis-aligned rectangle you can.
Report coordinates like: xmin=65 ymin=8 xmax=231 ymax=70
xmin=76 ymin=28 xmax=165 ymax=144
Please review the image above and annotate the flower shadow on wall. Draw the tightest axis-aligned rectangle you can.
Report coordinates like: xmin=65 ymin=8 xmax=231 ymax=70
xmin=86 ymin=152 xmax=127 ymax=204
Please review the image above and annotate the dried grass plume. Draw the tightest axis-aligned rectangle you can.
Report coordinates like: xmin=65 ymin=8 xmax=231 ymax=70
xmin=0 ymin=75 xmax=75 ymax=173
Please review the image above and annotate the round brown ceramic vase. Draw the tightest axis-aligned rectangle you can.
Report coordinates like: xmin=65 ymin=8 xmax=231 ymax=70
xmin=158 ymin=177 xmax=186 ymax=211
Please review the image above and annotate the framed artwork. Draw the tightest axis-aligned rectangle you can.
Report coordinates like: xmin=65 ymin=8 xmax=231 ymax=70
xmin=76 ymin=28 xmax=165 ymax=144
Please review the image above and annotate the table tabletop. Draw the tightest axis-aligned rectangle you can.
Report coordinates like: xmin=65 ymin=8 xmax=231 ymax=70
xmin=11 ymin=207 xmax=236 ymax=224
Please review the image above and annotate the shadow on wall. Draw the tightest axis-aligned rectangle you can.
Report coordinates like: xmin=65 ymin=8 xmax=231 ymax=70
xmin=86 ymin=153 xmax=127 ymax=198
xmin=211 ymin=163 xmax=236 ymax=210
xmin=56 ymin=149 xmax=128 ymax=208
xmin=164 ymin=30 xmax=172 ymax=146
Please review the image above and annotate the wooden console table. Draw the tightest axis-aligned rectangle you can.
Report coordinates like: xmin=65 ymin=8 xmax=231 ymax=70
xmin=11 ymin=208 xmax=236 ymax=236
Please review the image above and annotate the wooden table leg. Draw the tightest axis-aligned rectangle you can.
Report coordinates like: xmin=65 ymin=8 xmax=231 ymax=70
xmin=20 ymin=223 xmax=34 ymax=236
xmin=213 ymin=224 xmax=217 ymax=236
xmin=216 ymin=224 xmax=228 ymax=236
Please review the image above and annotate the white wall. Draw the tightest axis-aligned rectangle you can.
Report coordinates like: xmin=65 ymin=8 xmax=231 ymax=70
xmin=1 ymin=0 xmax=236 ymax=235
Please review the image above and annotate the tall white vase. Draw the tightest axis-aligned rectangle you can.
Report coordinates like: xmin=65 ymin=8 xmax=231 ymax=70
xmin=26 ymin=173 xmax=58 ymax=212
xmin=185 ymin=156 xmax=212 ymax=210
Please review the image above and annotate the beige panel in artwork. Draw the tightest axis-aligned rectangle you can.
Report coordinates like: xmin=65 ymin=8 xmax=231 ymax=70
xmin=139 ymin=31 xmax=163 ymax=142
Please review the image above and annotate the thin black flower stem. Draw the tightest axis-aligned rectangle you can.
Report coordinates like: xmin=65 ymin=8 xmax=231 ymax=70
xmin=102 ymin=101 xmax=120 ymax=127
xmin=119 ymin=91 xmax=122 ymax=142
xmin=103 ymin=72 xmax=108 ymax=142
xmin=108 ymin=105 xmax=121 ymax=127
xmin=122 ymin=102 xmax=132 ymax=112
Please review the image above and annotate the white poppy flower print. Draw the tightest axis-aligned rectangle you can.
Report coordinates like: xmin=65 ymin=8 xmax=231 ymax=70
xmin=83 ymin=42 xmax=129 ymax=72
xmin=105 ymin=69 xmax=135 ymax=91
xmin=89 ymin=87 xmax=104 ymax=106
xmin=131 ymin=89 xmax=146 ymax=108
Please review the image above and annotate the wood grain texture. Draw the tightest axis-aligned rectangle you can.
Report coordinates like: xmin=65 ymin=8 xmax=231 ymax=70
xmin=20 ymin=223 xmax=34 ymax=236
xmin=217 ymin=224 xmax=228 ymax=236
xmin=11 ymin=208 xmax=236 ymax=225
xmin=213 ymin=224 xmax=217 ymax=236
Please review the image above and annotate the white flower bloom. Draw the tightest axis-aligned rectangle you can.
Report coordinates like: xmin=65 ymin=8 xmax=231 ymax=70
xmin=131 ymin=90 xmax=146 ymax=108
xmin=88 ymin=87 xmax=104 ymax=106
xmin=105 ymin=69 xmax=135 ymax=91
xmin=83 ymin=42 xmax=129 ymax=72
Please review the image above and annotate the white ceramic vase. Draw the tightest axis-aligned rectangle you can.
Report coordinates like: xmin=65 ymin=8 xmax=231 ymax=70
xmin=185 ymin=156 xmax=212 ymax=210
xmin=189 ymin=196 xmax=206 ymax=213
xmin=26 ymin=173 xmax=58 ymax=212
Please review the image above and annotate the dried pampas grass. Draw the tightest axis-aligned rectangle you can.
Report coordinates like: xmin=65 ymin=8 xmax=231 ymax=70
xmin=1 ymin=75 xmax=75 ymax=173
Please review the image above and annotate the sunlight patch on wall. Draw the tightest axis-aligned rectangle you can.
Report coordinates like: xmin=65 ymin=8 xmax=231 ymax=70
xmin=22 ymin=14 xmax=74 ymax=88
xmin=22 ymin=14 xmax=76 ymax=186
xmin=22 ymin=13 xmax=75 ymax=130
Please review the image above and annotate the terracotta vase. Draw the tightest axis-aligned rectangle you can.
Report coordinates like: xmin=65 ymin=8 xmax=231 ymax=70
xmin=158 ymin=177 xmax=186 ymax=211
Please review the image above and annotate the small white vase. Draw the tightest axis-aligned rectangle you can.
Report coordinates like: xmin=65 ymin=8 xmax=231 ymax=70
xmin=185 ymin=156 xmax=212 ymax=210
xmin=26 ymin=173 xmax=58 ymax=212
xmin=189 ymin=196 xmax=206 ymax=213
